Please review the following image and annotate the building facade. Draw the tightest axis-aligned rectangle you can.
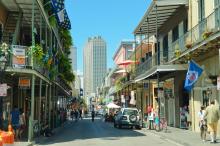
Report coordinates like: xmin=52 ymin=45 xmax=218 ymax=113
xmin=0 ymin=0 xmax=73 ymax=142
xmin=70 ymin=46 xmax=77 ymax=72
xmin=83 ymin=36 xmax=107 ymax=98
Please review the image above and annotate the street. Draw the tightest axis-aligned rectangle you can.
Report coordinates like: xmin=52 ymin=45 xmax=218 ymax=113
xmin=35 ymin=118 xmax=179 ymax=146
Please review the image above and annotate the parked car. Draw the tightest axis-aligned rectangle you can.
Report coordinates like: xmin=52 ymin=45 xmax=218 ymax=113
xmin=114 ymin=108 xmax=142 ymax=129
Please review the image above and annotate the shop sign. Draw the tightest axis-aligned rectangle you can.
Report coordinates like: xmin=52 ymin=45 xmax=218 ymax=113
xmin=217 ymin=76 xmax=220 ymax=90
xmin=130 ymin=91 xmax=136 ymax=105
xmin=19 ymin=77 xmax=30 ymax=87
xmin=0 ymin=84 xmax=7 ymax=96
xmin=12 ymin=45 xmax=26 ymax=68
xmin=121 ymin=95 xmax=125 ymax=103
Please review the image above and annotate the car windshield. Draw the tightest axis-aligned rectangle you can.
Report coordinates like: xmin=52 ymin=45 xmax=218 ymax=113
xmin=123 ymin=109 xmax=138 ymax=115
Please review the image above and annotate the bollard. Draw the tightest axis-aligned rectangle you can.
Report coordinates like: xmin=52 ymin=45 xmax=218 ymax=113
xmin=0 ymin=135 xmax=3 ymax=146
xmin=1 ymin=125 xmax=14 ymax=146
xmin=7 ymin=124 xmax=14 ymax=145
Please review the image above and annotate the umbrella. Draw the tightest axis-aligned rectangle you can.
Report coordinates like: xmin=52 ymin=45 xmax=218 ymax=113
xmin=117 ymin=60 xmax=139 ymax=66
xmin=106 ymin=103 xmax=120 ymax=109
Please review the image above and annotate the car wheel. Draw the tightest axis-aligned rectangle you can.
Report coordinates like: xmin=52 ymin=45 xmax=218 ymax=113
xmin=135 ymin=125 xmax=142 ymax=130
xmin=118 ymin=124 xmax=122 ymax=129
xmin=129 ymin=114 xmax=137 ymax=123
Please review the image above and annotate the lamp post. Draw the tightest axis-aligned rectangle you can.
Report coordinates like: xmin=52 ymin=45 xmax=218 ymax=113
xmin=0 ymin=42 xmax=9 ymax=129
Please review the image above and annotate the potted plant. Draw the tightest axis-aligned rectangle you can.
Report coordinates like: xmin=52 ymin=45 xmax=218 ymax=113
xmin=174 ymin=44 xmax=181 ymax=58
xmin=202 ymin=29 xmax=213 ymax=39
xmin=185 ymin=40 xmax=192 ymax=49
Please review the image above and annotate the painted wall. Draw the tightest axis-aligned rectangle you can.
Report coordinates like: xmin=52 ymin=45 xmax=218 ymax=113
xmin=0 ymin=4 xmax=7 ymax=25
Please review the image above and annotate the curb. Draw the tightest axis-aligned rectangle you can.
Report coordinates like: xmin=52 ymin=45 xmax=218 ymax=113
xmin=143 ymin=129 xmax=187 ymax=146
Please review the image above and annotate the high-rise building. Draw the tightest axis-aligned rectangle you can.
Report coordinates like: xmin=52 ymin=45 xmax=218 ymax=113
xmin=83 ymin=36 xmax=107 ymax=98
xmin=70 ymin=46 xmax=77 ymax=72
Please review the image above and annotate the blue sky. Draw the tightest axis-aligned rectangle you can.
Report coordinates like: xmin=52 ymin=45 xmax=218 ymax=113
xmin=65 ymin=0 xmax=150 ymax=72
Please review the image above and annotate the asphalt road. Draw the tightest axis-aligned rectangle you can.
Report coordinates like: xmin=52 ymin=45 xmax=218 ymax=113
xmin=35 ymin=117 xmax=181 ymax=146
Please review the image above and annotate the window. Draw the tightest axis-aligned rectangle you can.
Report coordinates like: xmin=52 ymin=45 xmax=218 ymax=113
xmin=183 ymin=19 xmax=188 ymax=34
xmin=163 ymin=35 xmax=168 ymax=62
xmin=172 ymin=25 xmax=179 ymax=42
xmin=0 ymin=22 xmax=3 ymax=43
xmin=198 ymin=0 xmax=205 ymax=21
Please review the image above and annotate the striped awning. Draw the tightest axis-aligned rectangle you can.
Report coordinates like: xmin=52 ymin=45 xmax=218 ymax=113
xmin=51 ymin=0 xmax=71 ymax=30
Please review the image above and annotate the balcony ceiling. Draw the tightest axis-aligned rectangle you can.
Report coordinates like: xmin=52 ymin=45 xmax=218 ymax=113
xmin=133 ymin=0 xmax=188 ymax=35
xmin=1 ymin=0 xmax=45 ymax=27
xmin=135 ymin=64 xmax=187 ymax=82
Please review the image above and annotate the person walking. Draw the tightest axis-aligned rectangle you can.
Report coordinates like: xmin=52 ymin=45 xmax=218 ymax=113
xmin=198 ymin=106 xmax=207 ymax=142
xmin=91 ymin=110 xmax=95 ymax=122
xmin=204 ymin=100 xmax=220 ymax=143
xmin=18 ymin=108 xmax=26 ymax=140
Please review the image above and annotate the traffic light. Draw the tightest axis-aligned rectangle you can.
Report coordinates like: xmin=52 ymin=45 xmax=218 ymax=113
xmin=80 ymin=88 xmax=83 ymax=96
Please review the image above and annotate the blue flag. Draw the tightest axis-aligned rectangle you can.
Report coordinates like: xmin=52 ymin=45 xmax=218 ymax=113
xmin=184 ymin=60 xmax=203 ymax=91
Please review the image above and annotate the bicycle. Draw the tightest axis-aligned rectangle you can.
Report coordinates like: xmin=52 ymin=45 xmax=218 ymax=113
xmin=159 ymin=117 xmax=168 ymax=132
xmin=155 ymin=117 xmax=167 ymax=132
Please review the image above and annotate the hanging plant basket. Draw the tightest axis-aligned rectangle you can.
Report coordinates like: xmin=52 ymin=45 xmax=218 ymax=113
xmin=202 ymin=30 xmax=213 ymax=40
xmin=174 ymin=49 xmax=181 ymax=58
xmin=185 ymin=41 xmax=192 ymax=49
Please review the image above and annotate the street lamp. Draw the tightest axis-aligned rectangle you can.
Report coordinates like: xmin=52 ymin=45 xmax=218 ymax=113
xmin=0 ymin=42 xmax=9 ymax=129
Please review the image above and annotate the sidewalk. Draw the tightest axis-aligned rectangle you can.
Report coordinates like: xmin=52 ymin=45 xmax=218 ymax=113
xmin=144 ymin=127 xmax=219 ymax=146
xmin=13 ymin=121 xmax=69 ymax=146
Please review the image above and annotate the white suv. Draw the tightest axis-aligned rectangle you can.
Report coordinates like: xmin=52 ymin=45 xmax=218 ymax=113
xmin=114 ymin=108 xmax=142 ymax=129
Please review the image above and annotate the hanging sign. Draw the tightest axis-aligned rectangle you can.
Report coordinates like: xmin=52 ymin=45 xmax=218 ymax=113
xmin=12 ymin=45 xmax=26 ymax=68
xmin=121 ymin=95 xmax=125 ymax=103
xmin=0 ymin=84 xmax=7 ymax=96
xmin=19 ymin=77 xmax=30 ymax=87
xmin=217 ymin=76 xmax=220 ymax=90
xmin=130 ymin=91 xmax=136 ymax=105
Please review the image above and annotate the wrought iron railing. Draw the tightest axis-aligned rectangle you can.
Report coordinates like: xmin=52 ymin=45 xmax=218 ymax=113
xmin=169 ymin=9 xmax=219 ymax=58
xmin=135 ymin=9 xmax=220 ymax=77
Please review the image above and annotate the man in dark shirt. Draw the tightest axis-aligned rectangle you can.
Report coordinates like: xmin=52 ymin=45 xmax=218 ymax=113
xmin=11 ymin=105 xmax=20 ymax=139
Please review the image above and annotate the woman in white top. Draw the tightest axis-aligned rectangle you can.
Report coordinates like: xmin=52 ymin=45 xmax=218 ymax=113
xmin=198 ymin=106 xmax=207 ymax=142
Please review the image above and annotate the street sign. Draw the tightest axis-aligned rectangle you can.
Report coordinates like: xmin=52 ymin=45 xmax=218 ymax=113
xmin=0 ymin=84 xmax=7 ymax=96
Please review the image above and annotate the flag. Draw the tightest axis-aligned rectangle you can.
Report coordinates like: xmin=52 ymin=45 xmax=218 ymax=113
xmin=184 ymin=60 xmax=203 ymax=91
xmin=51 ymin=0 xmax=71 ymax=29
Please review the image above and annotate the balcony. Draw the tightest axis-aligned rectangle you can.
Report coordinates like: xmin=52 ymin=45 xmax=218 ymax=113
xmin=5 ymin=45 xmax=50 ymax=79
xmin=169 ymin=8 xmax=220 ymax=63
xmin=136 ymin=52 xmax=161 ymax=77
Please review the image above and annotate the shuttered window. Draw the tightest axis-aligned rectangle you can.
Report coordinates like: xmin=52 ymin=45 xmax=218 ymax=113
xmin=0 ymin=22 xmax=3 ymax=43
xmin=198 ymin=0 xmax=205 ymax=21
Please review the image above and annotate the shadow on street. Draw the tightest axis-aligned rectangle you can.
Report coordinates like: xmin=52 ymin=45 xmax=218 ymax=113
xmin=36 ymin=117 xmax=146 ymax=145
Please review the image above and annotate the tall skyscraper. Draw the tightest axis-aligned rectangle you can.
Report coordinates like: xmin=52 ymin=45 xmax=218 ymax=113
xmin=70 ymin=46 xmax=77 ymax=72
xmin=83 ymin=36 xmax=107 ymax=98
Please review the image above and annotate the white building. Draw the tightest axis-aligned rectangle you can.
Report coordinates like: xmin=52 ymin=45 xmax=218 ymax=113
xmin=83 ymin=36 xmax=107 ymax=99
xmin=70 ymin=46 xmax=77 ymax=72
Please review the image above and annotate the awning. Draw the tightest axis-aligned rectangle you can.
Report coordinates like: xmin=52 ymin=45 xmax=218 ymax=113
xmin=133 ymin=0 xmax=188 ymax=35
xmin=135 ymin=64 xmax=187 ymax=82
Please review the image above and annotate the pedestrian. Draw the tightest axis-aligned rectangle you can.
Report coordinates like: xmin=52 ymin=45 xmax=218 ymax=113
xmin=18 ymin=108 xmax=26 ymax=140
xmin=198 ymin=106 xmax=207 ymax=142
xmin=10 ymin=105 xmax=20 ymax=140
xmin=79 ymin=109 xmax=83 ymax=120
xmin=148 ymin=108 xmax=154 ymax=130
xmin=70 ymin=109 xmax=74 ymax=121
xmin=204 ymin=100 xmax=220 ymax=143
xmin=91 ymin=110 xmax=95 ymax=122
xmin=74 ymin=109 xmax=78 ymax=122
